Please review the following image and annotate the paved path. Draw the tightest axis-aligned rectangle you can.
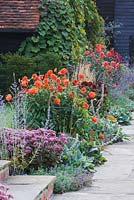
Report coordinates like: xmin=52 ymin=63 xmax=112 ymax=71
xmin=54 ymin=125 xmax=134 ymax=200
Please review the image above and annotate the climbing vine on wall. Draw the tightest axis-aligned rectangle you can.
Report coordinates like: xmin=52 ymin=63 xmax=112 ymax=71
xmin=19 ymin=0 xmax=104 ymax=65
xmin=84 ymin=0 xmax=104 ymax=45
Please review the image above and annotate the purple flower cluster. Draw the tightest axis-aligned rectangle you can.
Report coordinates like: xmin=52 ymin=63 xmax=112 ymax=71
xmin=0 ymin=128 xmax=67 ymax=168
xmin=112 ymin=67 xmax=134 ymax=97
xmin=0 ymin=183 xmax=13 ymax=200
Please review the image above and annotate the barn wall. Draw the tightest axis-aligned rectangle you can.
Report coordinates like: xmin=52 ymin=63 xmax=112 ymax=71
xmin=114 ymin=0 xmax=134 ymax=57
xmin=96 ymin=0 xmax=115 ymax=22
xmin=0 ymin=32 xmax=33 ymax=54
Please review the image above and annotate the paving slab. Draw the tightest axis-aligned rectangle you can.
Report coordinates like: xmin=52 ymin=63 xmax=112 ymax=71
xmin=54 ymin=125 xmax=134 ymax=200
xmin=0 ymin=160 xmax=11 ymax=169
xmin=3 ymin=175 xmax=55 ymax=200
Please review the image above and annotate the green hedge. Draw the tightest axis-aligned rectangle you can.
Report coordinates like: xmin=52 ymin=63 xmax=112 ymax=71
xmin=0 ymin=52 xmax=63 ymax=94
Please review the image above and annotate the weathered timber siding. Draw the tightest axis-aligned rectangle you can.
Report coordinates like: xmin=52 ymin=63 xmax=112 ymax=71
xmin=96 ymin=0 xmax=115 ymax=22
xmin=0 ymin=32 xmax=33 ymax=53
xmin=114 ymin=0 xmax=134 ymax=57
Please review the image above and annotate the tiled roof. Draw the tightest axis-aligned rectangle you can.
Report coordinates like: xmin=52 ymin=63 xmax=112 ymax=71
xmin=0 ymin=0 xmax=40 ymax=31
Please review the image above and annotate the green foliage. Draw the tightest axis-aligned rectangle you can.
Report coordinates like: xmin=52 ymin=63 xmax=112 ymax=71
xmin=61 ymin=138 xmax=94 ymax=170
xmin=0 ymin=105 xmax=13 ymax=128
xmin=25 ymin=89 xmax=89 ymax=134
xmin=0 ymin=53 xmax=36 ymax=94
xmin=61 ymin=137 xmax=106 ymax=170
xmin=110 ymin=95 xmax=134 ymax=125
xmin=109 ymin=106 xmax=131 ymax=125
xmin=19 ymin=0 xmax=104 ymax=64
xmin=111 ymin=95 xmax=134 ymax=112
xmin=32 ymin=165 xmax=92 ymax=194
xmin=35 ymin=52 xmax=63 ymax=73
xmin=68 ymin=0 xmax=87 ymax=60
xmin=19 ymin=0 xmax=77 ymax=64
xmin=124 ymin=89 xmax=134 ymax=101
xmin=0 ymin=52 xmax=64 ymax=94
xmin=25 ymin=89 xmax=73 ymax=130
xmin=84 ymin=0 xmax=104 ymax=45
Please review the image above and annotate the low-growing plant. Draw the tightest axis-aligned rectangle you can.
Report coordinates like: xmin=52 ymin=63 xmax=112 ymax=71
xmin=32 ymin=165 xmax=92 ymax=194
xmin=109 ymin=106 xmax=131 ymax=125
xmin=110 ymin=95 xmax=134 ymax=112
xmin=61 ymin=137 xmax=95 ymax=170
xmin=0 ymin=128 xmax=67 ymax=174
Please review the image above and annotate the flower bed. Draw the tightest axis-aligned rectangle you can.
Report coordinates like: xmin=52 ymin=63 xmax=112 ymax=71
xmin=0 ymin=44 xmax=129 ymax=194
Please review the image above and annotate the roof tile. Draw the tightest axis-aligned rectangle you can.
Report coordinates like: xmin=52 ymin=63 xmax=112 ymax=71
xmin=0 ymin=0 xmax=40 ymax=30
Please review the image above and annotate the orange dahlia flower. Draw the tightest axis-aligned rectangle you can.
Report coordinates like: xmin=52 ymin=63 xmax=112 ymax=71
xmin=80 ymin=87 xmax=86 ymax=93
xmin=69 ymin=92 xmax=74 ymax=98
xmin=73 ymin=79 xmax=79 ymax=85
xmin=99 ymin=133 xmax=105 ymax=140
xmin=54 ymin=97 xmax=61 ymax=104
xmin=91 ymin=116 xmax=98 ymax=123
xmin=34 ymin=80 xmax=43 ymax=88
xmin=28 ymin=87 xmax=39 ymax=95
xmin=5 ymin=94 xmax=12 ymax=102
xmin=58 ymin=68 xmax=68 ymax=75
xmin=82 ymin=102 xmax=89 ymax=109
xmin=88 ymin=91 xmax=96 ymax=99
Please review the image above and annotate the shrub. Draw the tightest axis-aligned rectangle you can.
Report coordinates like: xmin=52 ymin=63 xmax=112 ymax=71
xmin=0 ymin=128 xmax=67 ymax=174
xmin=0 ymin=52 xmax=64 ymax=94
xmin=15 ymin=67 xmax=109 ymax=133
xmin=83 ymin=45 xmax=121 ymax=85
xmin=0 ymin=53 xmax=36 ymax=94
xmin=35 ymin=52 xmax=63 ymax=74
